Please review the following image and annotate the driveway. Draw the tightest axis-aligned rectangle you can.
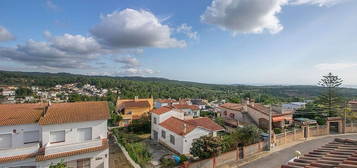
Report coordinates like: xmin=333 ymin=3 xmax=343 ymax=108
xmin=240 ymin=134 xmax=357 ymax=168
xmin=143 ymin=139 xmax=175 ymax=167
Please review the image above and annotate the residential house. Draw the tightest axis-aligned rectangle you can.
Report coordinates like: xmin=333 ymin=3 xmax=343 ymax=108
xmin=218 ymin=103 xmax=245 ymax=127
xmin=154 ymin=99 xmax=178 ymax=108
xmin=116 ymin=96 xmax=154 ymax=127
xmin=172 ymin=104 xmax=200 ymax=119
xmin=245 ymin=100 xmax=293 ymax=129
xmin=151 ymin=106 xmax=224 ymax=154
xmin=191 ymin=99 xmax=207 ymax=110
xmin=0 ymin=101 xmax=109 ymax=168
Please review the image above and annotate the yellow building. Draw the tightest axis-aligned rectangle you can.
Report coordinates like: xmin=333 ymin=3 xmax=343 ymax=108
xmin=116 ymin=96 xmax=154 ymax=127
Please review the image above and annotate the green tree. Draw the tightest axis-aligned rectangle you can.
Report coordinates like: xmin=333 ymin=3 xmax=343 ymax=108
xmin=190 ymin=136 xmax=223 ymax=159
xmin=317 ymin=72 xmax=343 ymax=117
xmin=15 ymin=87 xmax=33 ymax=97
xmin=214 ymin=117 xmax=225 ymax=127
xmin=231 ymin=125 xmax=262 ymax=146
xmin=49 ymin=160 xmax=66 ymax=168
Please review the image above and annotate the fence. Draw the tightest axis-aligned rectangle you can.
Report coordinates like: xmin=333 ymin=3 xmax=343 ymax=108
xmin=186 ymin=141 xmax=267 ymax=168
xmin=185 ymin=123 xmax=357 ymax=168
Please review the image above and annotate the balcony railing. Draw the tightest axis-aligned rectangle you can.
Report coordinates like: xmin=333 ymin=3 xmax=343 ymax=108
xmin=44 ymin=138 xmax=102 ymax=155
xmin=0 ymin=143 xmax=39 ymax=158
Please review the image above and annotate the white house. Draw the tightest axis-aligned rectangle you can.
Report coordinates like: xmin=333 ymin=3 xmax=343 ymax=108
xmin=0 ymin=101 xmax=109 ymax=168
xmin=151 ymin=106 xmax=224 ymax=154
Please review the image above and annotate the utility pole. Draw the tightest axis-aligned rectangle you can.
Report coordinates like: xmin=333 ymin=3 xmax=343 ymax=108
xmin=268 ymin=104 xmax=272 ymax=151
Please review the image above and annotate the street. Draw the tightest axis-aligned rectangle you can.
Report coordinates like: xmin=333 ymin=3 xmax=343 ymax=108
xmin=240 ymin=134 xmax=357 ymax=168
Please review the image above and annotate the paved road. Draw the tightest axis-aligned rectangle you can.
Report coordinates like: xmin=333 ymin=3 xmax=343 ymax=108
xmin=241 ymin=134 xmax=357 ymax=168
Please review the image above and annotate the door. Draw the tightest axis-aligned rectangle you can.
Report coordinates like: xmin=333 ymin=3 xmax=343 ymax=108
xmin=0 ymin=134 xmax=12 ymax=149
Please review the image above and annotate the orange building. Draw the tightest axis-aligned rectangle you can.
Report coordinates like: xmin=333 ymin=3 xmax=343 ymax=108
xmin=116 ymin=96 xmax=154 ymax=127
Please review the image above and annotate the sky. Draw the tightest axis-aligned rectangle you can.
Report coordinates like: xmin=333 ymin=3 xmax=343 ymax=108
xmin=0 ymin=0 xmax=356 ymax=85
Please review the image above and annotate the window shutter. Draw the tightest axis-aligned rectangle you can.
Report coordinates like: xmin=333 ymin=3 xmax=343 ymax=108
xmin=78 ymin=128 xmax=92 ymax=141
xmin=0 ymin=134 xmax=12 ymax=149
xmin=24 ymin=131 xmax=39 ymax=144
xmin=50 ymin=130 xmax=65 ymax=143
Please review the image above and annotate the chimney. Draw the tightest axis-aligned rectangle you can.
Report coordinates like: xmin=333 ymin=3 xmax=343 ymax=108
xmin=245 ymin=98 xmax=250 ymax=105
xmin=183 ymin=124 xmax=187 ymax=134
xmin=134 ymin=96 xmax=138 ymax=101
xmin=251 ymin=99 xmax=255 ymax=107
xmin=48 ymin=100 xmax=52 ymax=106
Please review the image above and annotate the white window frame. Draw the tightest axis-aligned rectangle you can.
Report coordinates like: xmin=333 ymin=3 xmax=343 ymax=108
xmin=170 ymin=135 xmax=175 ymax=145
xmin=78 ymin=127 xmax=92 ymax=142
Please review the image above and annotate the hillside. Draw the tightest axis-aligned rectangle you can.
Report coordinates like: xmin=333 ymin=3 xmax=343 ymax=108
xmin=1 ymin=70 xmax=357 ymax=102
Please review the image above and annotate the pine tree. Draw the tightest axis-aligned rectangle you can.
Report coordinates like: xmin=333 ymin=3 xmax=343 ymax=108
xmin=317 ymin=72 xmax=343 ymax=117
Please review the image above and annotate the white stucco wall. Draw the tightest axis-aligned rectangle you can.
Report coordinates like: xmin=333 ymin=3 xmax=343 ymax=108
xmin=0 ymin=123 xmax=40 ymax=149
xmin=41 ymin=120 xmax=107 ymax=146
xmin=37 ymin=148 xmax=109 ymax=168
xmin=182 ymin=128 xmax=210 ymax=154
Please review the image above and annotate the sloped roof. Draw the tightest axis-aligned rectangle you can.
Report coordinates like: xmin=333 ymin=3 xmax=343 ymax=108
xmin=117 ymin=101 xmax=150 ymax=109
xmin=151 ymin=106 xmax=175 ymax=115
xmin=281 ymin=138 xmax=357 ymax=168
xmin=220 ymin=103 xmax=244 ymax=111
xmin=172 ymin=104 xmax=199 ymax=110
xmin=39 ymin=101 xmax=109 ymax=125
xmin=0 ymin=103 xmax=46 ymax=126
xmin=159 ymin=117 xmax=224 ymax=136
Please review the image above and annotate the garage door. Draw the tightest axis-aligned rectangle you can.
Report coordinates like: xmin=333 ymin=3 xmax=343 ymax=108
xmin=0 ymin=134 xmax=12 ymax=149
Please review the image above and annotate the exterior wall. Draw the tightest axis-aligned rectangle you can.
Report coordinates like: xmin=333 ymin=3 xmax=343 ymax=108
xmin=159 ymin=127 xmax=185 ymax=154
xmin=218 ymin=107 xmax=243 ymax=121
xmin=151 ymin=110 xmax=184 ymax=140
xmin=0 ymin=123 xmax=40 ymax=150
xmin=37 ymin=148 xmax=109 ymax=168
xmin=246 ymin=106 xmax=267 ymax=124
xmin=41 ymin=120 xmax=107 ymax=146
xmin=0 ymin=158 xmax=36 ymax=167
xmin=182 ymin=128 xmax=211 ymax=154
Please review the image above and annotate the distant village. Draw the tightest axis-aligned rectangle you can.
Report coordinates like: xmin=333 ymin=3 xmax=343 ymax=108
xmin=0 ymin=84 xmax=119 ymax=104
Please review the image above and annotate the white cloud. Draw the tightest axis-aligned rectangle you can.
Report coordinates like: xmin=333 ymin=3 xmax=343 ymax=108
xmin=113 ymin=56 xmax=157 ymax=76
xmin=315 ymin=63 xmax=357 ymax=70
xmin=176 ymin=24 xmax=198 ymax=40
xmin=0 ymin=33 xmax=104 ymax=69
xmin=91 ymin=8 xmax=186 ymax=48
xmin=0 ymin=26 xmax=15 ymax=42
xmin=114 ymin=56 xmax=140 ymax=68
xmin=289 ymin=0 xmax=345 ymax=6
xmin=201 ymin=0 xmax=287 ymax=35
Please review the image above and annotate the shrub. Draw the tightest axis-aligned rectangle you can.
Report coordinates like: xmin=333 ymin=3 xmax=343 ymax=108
xmin=125 ymin=142 xmax=151 ymax=166
xmin=190 ymin=136 xmax=222 ymax=159
xmin=160 ymin=157 xmax=176 ymax=168
xmin=273 ymin=128 xmax=282 ymax=134
xmin=179 ymin=155 xmax=188 ymax=162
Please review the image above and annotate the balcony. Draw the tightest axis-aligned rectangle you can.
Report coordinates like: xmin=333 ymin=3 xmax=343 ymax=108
xmin=0 ymin=143 xmax=39 ymax=158
xmin=44 ymin=138 xmax=103 ymax=155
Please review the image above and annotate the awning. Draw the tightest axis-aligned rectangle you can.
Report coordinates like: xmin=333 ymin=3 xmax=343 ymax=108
xmin=273 ymin=116 xmax=293 ymax=122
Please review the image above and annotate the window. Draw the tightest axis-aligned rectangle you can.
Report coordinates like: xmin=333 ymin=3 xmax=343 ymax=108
xmin=50 ymin=130 xmax=65 ymax=144
xmin=24 ymin=131 xmax=39 ymax=144
xmin=153 ymin=117 xmax=157 ymax=124
xmin=78 ymin=128 xmax=92 ymax=141
xmin=77 ymin=158 xmax=90 ymax=168
xmin=0 ymin=134 xmax=12 ymax=149
xmin=170 ymin=135 xmax=175 ymax=145
xmin=161 ymin=130 xmax=166 ymax=139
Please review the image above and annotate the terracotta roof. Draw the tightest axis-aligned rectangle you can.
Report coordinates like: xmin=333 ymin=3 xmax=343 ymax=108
xmin=281 ymin=138 xmax=357 ymax=168
xmin=172 ymin=104 xmax=199 ymax=110
xmin=220 ymin=103 xmax=244 ymax=111
xmin=248 ymin=104 xmax=292 ymax=117
xmin=186 ymin=117 xmax=225 ymax=132
xmin=0 ymin=103 xmax=46 ymax=126
xmin=39 ymin=101 xmax=109 ymax=125
xmin=0 ymin=153 xmax=37 ymax=163
xmin=117 ymin=101 xmax=150 ymax=109
xmin=156 ymin=99 xmax=177 ymax=103
xmin=151 ymin=106 xmax=175 ymax=115
xmin=36 ymin=139 xmax=108 ymax=161
xmin=159 ymin=117 xmax=224 ymax=136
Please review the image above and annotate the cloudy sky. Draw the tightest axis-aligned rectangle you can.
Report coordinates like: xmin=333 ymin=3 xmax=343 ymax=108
xmin=0 ymin=0 xmax=356 ymax=85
